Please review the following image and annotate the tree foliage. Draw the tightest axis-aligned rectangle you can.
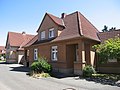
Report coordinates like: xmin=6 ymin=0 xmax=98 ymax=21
xmin=102 ymin=25 xmax=116 ymax=32
xmin=93 ymin=37 xmax=120 ymax=63
xmin=102 ymin=25 xmax=108 ymax=32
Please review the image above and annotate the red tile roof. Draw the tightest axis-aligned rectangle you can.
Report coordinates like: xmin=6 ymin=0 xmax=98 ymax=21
xmin=26 ymin=11 xmax=100 ymax=47
xmin=37 ymin=13 xmax=65 ymax=32
xmin=53 ymin=11 xmax=100 ymax=42
xmin=24 ymin=35 xmax=38 ymax=47
xmin=6 ymin=32 xmax=35 ymax=49
xmin=98 ymin=29 xmax=120 ymax=42
xmin=47 ymin=13 xmax=65 ymax=27
xmin=0 ymin=46 xmax=5 ymax=54
xmin=0 ymin=46 xmax=5 ymax=50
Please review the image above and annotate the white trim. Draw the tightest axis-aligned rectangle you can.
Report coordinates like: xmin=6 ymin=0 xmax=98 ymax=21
xmin=108 ymin=58 xmax=117 ymax=62
xmin=51 ymin=46 xmax=58 ymax=61
xmin=49 ymin=28 xmax=54 ymax=38
xmin=34 ymin=49 xmax=38 ymax=60
xmin=40 ymin=31 xmax=45 ymax=40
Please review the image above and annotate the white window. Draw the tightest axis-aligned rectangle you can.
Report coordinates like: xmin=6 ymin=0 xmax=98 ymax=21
xmin=49 ymin=28 xmax=54 ymax=38
xmin=108 ymin=58 xmax=117 ymax=62
xmin=51 ymin=46 xmax=58 ymax=61
xmin=34 ymin=49 xmax=38 ymax=60
xmin=41 ymin=31 xmax=45 ymax=40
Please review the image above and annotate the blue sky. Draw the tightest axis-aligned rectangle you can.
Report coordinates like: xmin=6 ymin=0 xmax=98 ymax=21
xmin=0 ymin=0 xmax=120 ymax=46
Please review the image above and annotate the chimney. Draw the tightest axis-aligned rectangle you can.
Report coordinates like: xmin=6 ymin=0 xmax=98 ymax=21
xmin=22 ymin=31 xmax=26 ymax=35
xmin=61 ymin=13 xmax=66 ymax=19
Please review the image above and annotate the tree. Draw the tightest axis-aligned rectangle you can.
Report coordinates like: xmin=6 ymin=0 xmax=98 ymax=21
xmin=93 ymin=37 xmax=120 ymax=63
xmin=109 ymin=27 xmax=116 ymax=31
xmin=102 ymin=25 xmax=108 ymax=32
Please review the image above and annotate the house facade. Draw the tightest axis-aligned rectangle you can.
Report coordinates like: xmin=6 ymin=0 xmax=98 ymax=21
xmin=24 ymin=11 xmax=100 ymax=75
xmin=0 ymin=46 xmax=6 ymax=60
xmin=97 ymin=29 xmax=120 ymax=73
xmin=6 ymin=32 xmax=35 ymax=63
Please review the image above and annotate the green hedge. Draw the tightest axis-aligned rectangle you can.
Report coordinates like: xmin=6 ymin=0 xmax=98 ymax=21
xmin=83 ymin=65 xmax=96 ymax=77
xmin=30 ymin=57 xmax=52 ymax=74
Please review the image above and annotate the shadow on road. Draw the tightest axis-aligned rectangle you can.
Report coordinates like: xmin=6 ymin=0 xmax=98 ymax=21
xmin=51 ymin=71 xmax=78 ymax=79
xmin=0 ymin=61 xmax=6 ymax=64
xmin=9 ymin=66 xmax=30 ymax=73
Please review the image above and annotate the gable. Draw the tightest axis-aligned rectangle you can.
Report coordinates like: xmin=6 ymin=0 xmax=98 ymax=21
xmin=6 ymin=32 xmax=35 ymax=48
xmin=5 ymin=33 xmax=10 ymax=49
xmin=37 ymin=14 xmax=59 ymax=32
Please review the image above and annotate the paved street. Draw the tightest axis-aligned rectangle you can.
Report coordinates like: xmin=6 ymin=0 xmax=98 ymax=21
xmin=0 ymin=63 xmax=120 ymax=90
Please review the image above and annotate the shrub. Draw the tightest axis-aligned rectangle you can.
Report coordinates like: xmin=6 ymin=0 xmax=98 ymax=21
xmin=92 ymin=37 xmax=120 ymax=63
xmin=30 ymin=61 xmax=42 ymax=73
xmin=30 ymin=57 xmax=52 ymax=74
xmin=83 ymin=65 xmax=96 ymax=77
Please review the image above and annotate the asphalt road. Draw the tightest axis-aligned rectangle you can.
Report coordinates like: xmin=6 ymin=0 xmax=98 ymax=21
xmin=0 ymin=63 xmax=120 ymax=90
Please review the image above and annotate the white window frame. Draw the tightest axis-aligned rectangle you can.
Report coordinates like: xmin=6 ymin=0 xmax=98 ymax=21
xmin=51 ymin=46 xmax=58 ymax=61
xmin=108 ymin=58 xmax=117 ymax=62
xmin=34 ymin=49 xmax=38 ymax=60
xmin=49 ymin=28 xmax=54 ymax=38
xmin=40 ymin=31 xmax=45 ymax=40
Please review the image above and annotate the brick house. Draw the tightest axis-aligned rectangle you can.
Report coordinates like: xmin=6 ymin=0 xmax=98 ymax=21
xmin=97 ymin=29 xmax=120 ymax=73
xmin=24 ymin=11 xmax=100 ymax=75
xmin=0 ymin=46 xmax=6 ymax=60
xmin=5 ymin=32 xmax=35 ymax=63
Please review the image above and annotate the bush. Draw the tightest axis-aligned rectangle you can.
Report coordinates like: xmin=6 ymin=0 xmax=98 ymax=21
xmin=30 ymin=57 xmax=52 ymax=74
xmin=83 ymin=65 xmax=96 ymax=77
xmin=93 ymin=37 xmax=120 ymax=63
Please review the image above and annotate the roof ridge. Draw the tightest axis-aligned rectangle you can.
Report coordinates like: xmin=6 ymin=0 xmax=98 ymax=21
xmin=37 ymin=13 xmax=65 ymax=32
xmin=47 ymin=13 xmax=65 ymax=27
xmin=8 ymin=31 xmax=35 ymax=36
xmin=46 ymin=13 xmax=62 ymax=19
xmin=65 ymin=11 xmax=79 ymax=17
xmin=77 ymin=11 xmax=83 ymax=36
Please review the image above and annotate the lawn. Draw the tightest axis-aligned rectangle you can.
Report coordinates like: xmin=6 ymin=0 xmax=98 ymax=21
xmin=0 ymin=60 xmax=6 ymax=62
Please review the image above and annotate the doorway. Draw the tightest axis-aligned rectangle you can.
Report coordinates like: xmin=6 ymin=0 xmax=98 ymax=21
xmin=66 ymin=44 xmax=78 ymax=74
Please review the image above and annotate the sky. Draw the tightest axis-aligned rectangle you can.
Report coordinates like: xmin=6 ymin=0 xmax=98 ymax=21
xmin=0 ymin=0 xmax=120 ymax=46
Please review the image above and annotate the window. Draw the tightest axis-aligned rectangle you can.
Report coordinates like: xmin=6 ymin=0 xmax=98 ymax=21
xmin=75 ymin=44 xmax=79 ymax=62
xmin=51 ymin=46 xmax=58 ymax=61
xmin=108 ymin=58 xmax=117 ymax=62
xmin=34 ymin=49 xmax=38 ymax=60
xmin=41 ymin=31 xmax=45 ymax=40
xmin=49 ymin=28 xmax=54 ymax=38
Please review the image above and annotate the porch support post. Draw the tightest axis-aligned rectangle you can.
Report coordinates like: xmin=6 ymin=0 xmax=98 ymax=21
xmin=74 ymin=40 xmax=86 ymax=75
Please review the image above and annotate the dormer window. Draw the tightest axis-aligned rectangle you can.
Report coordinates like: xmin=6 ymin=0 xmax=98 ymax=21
xmin=49 ymin=28 xmax=54 ymax=38
xmin=41 ymin=31 xmax=45 ymax=40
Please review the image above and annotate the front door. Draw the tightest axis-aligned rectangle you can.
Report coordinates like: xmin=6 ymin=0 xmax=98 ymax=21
xmin=66 ymin=44 xmax=78 ymax=74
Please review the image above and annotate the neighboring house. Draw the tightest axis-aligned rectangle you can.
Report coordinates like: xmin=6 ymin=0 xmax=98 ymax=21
xmin=97 ymin=29 xmax=120 ymax=73
xmin=24 ymin=11 xmax=100 ymax=75
xmin=5 ymin=32 xmax=35 ymax=64
xmin=0 ymin=46 xmax=6 ymax=60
